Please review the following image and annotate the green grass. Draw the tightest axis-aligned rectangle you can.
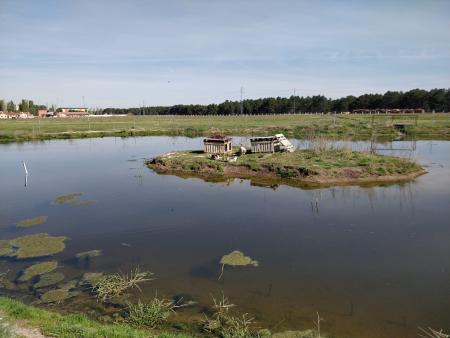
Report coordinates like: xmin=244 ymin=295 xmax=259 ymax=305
xmin=0 ymin=297 xmax=193 ymax=338
xmin=0 ymin=113 xmax=449 ymax=143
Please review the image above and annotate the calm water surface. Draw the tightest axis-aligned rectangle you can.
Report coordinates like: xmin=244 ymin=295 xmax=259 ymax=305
xmin=0 ymin=136 xmax=449 ymax=337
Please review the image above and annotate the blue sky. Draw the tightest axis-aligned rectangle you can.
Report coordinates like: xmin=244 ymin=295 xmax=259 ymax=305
xmin=0 ymin=0 xmax=449 ymax=107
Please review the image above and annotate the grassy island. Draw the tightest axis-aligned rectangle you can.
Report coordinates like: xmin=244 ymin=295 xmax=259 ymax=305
xmin=147 ymin=148 xmax=425 ymax=187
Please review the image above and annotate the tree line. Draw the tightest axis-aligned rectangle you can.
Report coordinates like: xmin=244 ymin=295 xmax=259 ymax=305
xmin=102 ymin=88 xmax=450 ymax=115
xmin=2 ymin=88 xmax=449 ymax=116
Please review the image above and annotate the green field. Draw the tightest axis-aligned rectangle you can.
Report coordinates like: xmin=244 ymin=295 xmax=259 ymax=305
xmin=0 ymin=113 xmax=449 ymax=143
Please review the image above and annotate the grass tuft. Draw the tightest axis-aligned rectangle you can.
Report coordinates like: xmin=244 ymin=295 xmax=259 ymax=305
xmin=91 ymin=268 xmax=154 ymax=302
xmin=126 ymin=298 xmax=175 ymax=328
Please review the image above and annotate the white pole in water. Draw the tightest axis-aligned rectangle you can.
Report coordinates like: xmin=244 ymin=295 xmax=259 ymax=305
xmin=23 ymin=161 xmax=28 ymax=187
xmin=22 ymin=161 xmax=28 ymax=176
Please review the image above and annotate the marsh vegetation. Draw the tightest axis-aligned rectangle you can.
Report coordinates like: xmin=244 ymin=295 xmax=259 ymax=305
xmin=1 ymin=113 xmax=449 ymax=143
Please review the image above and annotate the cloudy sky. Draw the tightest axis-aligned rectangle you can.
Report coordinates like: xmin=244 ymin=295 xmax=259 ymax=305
xmin=0 ymin=0 xmax=449 ymax=107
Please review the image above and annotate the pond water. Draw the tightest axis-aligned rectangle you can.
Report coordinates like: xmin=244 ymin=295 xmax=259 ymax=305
xmin=0 ymin=136 xmax=449 ymax=337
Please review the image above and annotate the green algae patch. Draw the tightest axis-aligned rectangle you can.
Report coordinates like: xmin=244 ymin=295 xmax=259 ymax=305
xmin=219 ymin=250 xmax=258 ymax=280
xmin=33 ymin=272 xmax=65 ymax=289
xmin=0 ymin=240 xmax=14 ymax=257
xmin=58 ymin=279 xmax=78 ymax=291
xmin=16 ymin=216 xmax=48 ymax=227
xmin=66 ymin=200 xmax=96 ymax=206
xmin=8 ymin=233 xmax=67 ymax=259
xmin=40 ymin=288 xmax=73 ymax=303
xmin=53 ymin=193 xmax=82 ymax=204
xmin=53 ymin=193 xmax=96 ymax=206
xmin=18 ymin=261 xmax=58 ymax=282
xmin=76 ymin=250 xmax=103 ymax=259
xmin=81 ymin=272 xmax=104 ymax=285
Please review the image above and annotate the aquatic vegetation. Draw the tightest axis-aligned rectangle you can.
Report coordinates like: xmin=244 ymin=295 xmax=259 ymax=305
xmin=219 ymin=250 xmax=258 ymax=280
xmin=53 ymin=193 xmax=82 ymax=204
xmin=272 ymin=330 xmax=320 ymax=338
xmin=18 ymin=261 xmax=58 ymax=282
xmin=16 ymin=215 xmax=48 ymax=227
xmin=217 ymin=313 xmax=256 ymax=338
xmin=65 ymin=200 xmax=96 ymax=206
xmin=126 ymin=298 xmax=175 ymax=328
xmin=7 ymin=233 xmax=67 ymax=259
xmin=0 ymin=270 xmax=16 ymax=291
xmin=91 ymin=268 xmax=154 ymax=302
xmin=33 ymin=272 xmax=65 ymax=288
xmin=0 ymin=240 xmax=14 ymax=257
xmin=202 ymin=294 xmax=259 ymax=338
xmin=40 ymin=289 xmax=73 ymax=303
xmin=58 ymin=279 xmax=78 ymax=291
xmin=81 ymin=272 xmax=104 ymax=285
xmin=76 ymin=250 xmax=103 ymax=259
xmin=53 ymin=193 xmax=96 ymax=206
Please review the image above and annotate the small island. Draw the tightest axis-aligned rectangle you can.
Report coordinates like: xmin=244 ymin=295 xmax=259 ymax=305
xmin=146 ymin=145 xmax=426 ymax=188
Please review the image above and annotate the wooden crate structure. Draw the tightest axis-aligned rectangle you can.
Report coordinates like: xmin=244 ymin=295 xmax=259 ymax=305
xmin=250 ymin=134 xmax=294 ymax=153
xmin=203 ymin=137 xmax=233 ymax=154
xmin=250 ymin=136 xmax=278 ymax=153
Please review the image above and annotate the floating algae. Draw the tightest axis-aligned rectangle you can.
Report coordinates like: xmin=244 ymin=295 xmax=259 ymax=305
xmin=58 ymin=279 xmax=78 ymax=290
xmin=40 ymin=288 xmax=76 ymax=303
xmin=18 ymin=261 xmax=58 ymax=282
xmin=218 ymin=250 xmax=259 ymax=280
xmin=8 ymin=233 xmax=67 ymax=259
xmin=66 ymin=200 xmax=96 ymax=206
xmin=16 ymin=216 xmax=48 ymax=227
xmin=0 ymin=240 xmax=14 ymax=257
xmin=53 ymin=193 xmax=82 ymax=204
xmin=75 ymin=250 xmax=103 ymax=259
xmin=33 ymin=272 xmax=64 ymax=288
xmin=81 ymin=272 xmax=104 ymax=285
xmin=53 ymin=193 xmax=96 ymax=206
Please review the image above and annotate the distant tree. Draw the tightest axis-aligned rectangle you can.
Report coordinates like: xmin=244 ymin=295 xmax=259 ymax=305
xmin=427 ymin=88 xmax=446 ymax=112
xmin=28 ymin=100 xmax=37 ymax=114
xmin=7 ymin=100 xmax=15 ymax=112
xmin=19 ymin=99 xmax=29 ymax=112
xmin=310 ymin=95 xmax=329 ymax=112
xmin=382 ymin=91 xmax=402 ymax=109
xmin=0 ymin=100 xmax=6 ymax=112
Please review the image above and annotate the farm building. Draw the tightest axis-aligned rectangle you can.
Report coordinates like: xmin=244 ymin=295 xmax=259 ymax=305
xmin=203 ymin=136 xmax=233 ymax=154
xmin=250 ymin=134 xmax=294 ymax=153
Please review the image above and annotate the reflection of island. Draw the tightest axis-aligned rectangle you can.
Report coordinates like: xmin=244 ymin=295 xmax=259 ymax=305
xmin=146 ymin=148 xmax=426 ymax=189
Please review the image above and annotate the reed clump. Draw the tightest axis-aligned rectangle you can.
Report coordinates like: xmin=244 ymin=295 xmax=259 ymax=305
xmin=202 ymin=294 xmax=259 ymax=338
xmin=126 ymin=298 xmax=175 ymax=328
xmin=91 ymin=268 xmax=154 ymax=302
